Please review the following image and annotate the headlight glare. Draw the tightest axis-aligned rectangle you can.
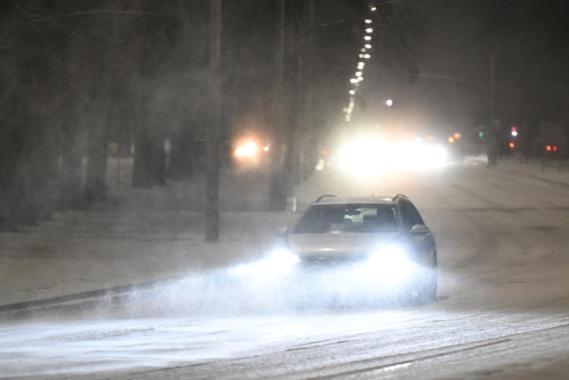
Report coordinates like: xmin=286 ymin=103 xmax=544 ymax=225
xmin=268 ymin=248 xmax=301 ymax=267
xmin=229 ymin=247 xmax=299 ymax=278
xmin=367 ymin=244 xmax=415 ymax=282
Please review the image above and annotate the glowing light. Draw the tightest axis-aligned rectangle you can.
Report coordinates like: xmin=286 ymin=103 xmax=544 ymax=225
xmin=365 ymin=43 xmax=372 ymax=49
xmin=367 ymin=245 xmax=414 ymax=284
xmin=263 ymin=144 xmax=270 ymax=152
xmin=337 ymin=135 xmax=388 ymax=177
xmin=385 ymin=99 xmax=393 ymax=107
xmin=365 ymin=19 xmax=373 ymax=24
xmin=349 ymin=89 xmax=356 ymax=95
xmin=363 ymin=54 xmax=371 ymax=59
xmin=453 ymin=132 xmax=461 ymax=140
xmin=448 ymin=136 xmax=455 ymax=144
xmin=336 ymin=136 xmax=449 ymax=177
xmin=355 ymin=71 xmax=363 ymax=77
xmin=366 ymin=28 xmax=373 ymax=33
xmin=357 ymin=62 xmax=365 ymax=70
xmin=370 ymin=6 xmax=377 ymax=12
xmin=364 ymin=35 xmax=372 ymax=41
xmin=508 ymin=142 xmax=516 ymax=150
xmin=234 ymin=139 xmax=259 ymax=159
xmin=229 ymin=248 xmax=300 ymax=278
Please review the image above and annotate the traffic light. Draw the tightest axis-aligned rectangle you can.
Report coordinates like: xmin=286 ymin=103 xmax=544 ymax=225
xmin=508 ymin=141 xmax=516 ymax=150
xmin=478 ymin=130 xmax=485 ymax=139
xmin=545 ymin=144 xmax=559 ymax=153
xmin=510 ymin=125 xmax=518 ymax=137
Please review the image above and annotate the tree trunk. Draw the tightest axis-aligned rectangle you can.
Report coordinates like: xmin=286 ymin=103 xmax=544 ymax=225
xmin=83 ymin=133 xmax=108 ymax=202
xmin=58 ymin=122 xmax=85 ymax=209
xmin=269 ymin=0 xmax=288 ymax=211
xmin=204 ymin=0 xmax=222 ymax=242
xmin=169 ymin=131 xmax=201 ymax=179
xmin=281 ymin=0 xmax=303 ymax=198
xmin=132 ymin=128 xmax=165 ymax=188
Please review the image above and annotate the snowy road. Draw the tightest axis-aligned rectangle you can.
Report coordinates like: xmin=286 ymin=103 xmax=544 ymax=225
xmin=2 ymin=165 xmax=569 ymax=379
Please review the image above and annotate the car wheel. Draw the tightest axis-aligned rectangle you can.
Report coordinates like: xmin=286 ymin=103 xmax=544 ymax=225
xmin=420 ymin=252 xmax=438 ymax=304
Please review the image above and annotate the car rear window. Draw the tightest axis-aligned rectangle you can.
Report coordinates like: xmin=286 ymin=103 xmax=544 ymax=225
xmin=293 ymin=204 xmax=398 ymax=234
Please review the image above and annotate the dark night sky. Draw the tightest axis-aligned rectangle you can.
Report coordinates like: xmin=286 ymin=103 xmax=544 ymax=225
xmin=359 ymin=0 xmax=569 ymax=134
xmin=1 ymin=0 xmax=569 ymax=138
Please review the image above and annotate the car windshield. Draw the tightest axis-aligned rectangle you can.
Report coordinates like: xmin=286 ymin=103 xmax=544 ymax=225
xmin=293 ymin=204 xmax=398 ymax=234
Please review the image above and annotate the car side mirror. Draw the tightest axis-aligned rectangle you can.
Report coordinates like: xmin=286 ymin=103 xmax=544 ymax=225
xmin=410 ymin=224 xmax=429 ymax=235
xmin=277 ymin=226 xmax=289 ymax=237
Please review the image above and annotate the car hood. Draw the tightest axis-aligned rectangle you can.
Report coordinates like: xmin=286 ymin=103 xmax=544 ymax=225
xmin=288 ymin=232 xmax=400 ymax=258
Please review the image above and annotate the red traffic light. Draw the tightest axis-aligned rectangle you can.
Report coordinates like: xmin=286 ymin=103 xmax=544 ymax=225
xmin=545 ymin=144 xmax=559 ymax=153
xmin=508 ymin=142 xmax=516 ymax=150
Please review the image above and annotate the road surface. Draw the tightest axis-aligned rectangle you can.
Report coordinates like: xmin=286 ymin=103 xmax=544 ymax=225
xmin=2 ymin=164 xmax=569 ymax=379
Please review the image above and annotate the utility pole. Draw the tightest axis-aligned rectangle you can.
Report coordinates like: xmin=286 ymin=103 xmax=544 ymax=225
xmin=487 ymin=54 xmax=498 ymax=166
xmin=205 ymin=0 xmax=222 ymax=242
xmin=269 ymin=0 xmax=287 ymax=211
xmin=284 ymin=0 xmax=302 ymax=191
xmin=305 ymin=0 xmax=316 ymax=180
xmin=490 ymin=55 xmax=495 ymax=123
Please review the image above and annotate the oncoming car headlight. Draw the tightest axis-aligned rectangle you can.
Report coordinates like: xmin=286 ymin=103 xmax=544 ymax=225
xmin=267 ymin=248 xmax=301 ymax=267
xmin=366 ymin=244 xmax=415 ymax=283
xmin=229 ymin=248 xmax=300 ymax=278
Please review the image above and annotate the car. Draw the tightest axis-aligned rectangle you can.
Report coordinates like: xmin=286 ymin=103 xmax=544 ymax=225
xmin=279 ymin=194 xmax=438 ymax=304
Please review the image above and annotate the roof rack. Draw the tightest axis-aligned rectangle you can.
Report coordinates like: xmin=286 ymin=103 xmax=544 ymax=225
xmin=315 ymin=194 xmax=336 ymax=203
xmin=391 ymin=193 xmax=409 ymax=202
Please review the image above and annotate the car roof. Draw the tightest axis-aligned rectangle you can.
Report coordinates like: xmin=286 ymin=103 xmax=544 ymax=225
xmin=312 ymin=196 xmax=396 ymax=206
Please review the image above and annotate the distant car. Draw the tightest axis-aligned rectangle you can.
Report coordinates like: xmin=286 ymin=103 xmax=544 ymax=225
xmin=279 ymin=194 xmax=438 ymax=304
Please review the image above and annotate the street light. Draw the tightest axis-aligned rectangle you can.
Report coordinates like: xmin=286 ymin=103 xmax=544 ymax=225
xmin=385 ymin=99 xmax=394 ymax=107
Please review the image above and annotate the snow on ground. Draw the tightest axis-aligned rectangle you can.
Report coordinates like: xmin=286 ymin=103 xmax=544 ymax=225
xmin=0 ymin=168 xmax=296 ymax=306
xmin=466 ymin=153 xmax=569 ymax=186
xmin=2 ymin=161 xmax=569 ymax=379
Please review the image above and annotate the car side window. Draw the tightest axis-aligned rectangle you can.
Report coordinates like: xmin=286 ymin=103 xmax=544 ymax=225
xmin=409 ymin=203 xmax=424 ymax=225
xmin=399 ymin=201 xmax=421 ymax=231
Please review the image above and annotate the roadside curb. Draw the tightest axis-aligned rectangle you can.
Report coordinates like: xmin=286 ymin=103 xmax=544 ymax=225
xmin=492 ymin=166 xmax=569 ymax=189
xmin=0 ymin=277 xmax=172 ymax=320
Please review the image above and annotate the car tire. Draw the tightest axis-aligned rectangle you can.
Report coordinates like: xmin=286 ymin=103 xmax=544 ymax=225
xmin=420 ymin=252 xmax=438 ymax=304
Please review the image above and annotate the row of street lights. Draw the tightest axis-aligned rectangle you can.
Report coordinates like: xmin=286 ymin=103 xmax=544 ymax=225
xmin=343 ymin=4 xmax=377 ymax=122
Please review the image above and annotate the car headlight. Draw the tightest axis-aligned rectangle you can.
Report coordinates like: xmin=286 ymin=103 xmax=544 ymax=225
xmin=229 ymin=247 xmax=299 ymax=278
xmin=367 ymin=244 xmax=415 ymax=282
xmin=267 ymin=248 xmax=301 ymax=267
